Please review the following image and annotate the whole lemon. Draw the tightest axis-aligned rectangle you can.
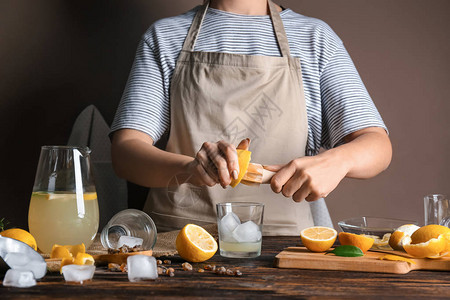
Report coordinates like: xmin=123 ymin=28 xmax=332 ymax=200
xmin=0 ymin=228 xmax=38 ymax=251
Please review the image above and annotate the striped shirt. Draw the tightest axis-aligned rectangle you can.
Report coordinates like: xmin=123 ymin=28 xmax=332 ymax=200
xmin=111 ymin=6 xmax=387 ymax=156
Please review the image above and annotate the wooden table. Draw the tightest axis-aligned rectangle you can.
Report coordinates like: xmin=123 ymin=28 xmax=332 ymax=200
xmin=1 ymin=236 xmax=449 ymax=299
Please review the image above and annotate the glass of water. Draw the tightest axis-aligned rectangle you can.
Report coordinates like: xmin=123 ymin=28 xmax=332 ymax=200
xmin=424 ymin=194 xmax=450 ymax=227
xmin=216 ymin=202 xmax=264 ymax=258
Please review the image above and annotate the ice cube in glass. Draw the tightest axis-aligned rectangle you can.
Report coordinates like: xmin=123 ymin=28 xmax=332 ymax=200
xmin=232 ymin=221 xmax=262 ymax=243
xmin=117 ymin=236 xmax=143 ymax=249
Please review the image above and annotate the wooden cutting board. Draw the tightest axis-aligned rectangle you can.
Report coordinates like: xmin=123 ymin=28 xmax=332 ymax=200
xmin=274 ymin=247 xmax=450 ymax=274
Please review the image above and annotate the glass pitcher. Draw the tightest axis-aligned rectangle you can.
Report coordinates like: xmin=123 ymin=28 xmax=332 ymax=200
xmin=28 ymin=146 xmax=99 ymax=253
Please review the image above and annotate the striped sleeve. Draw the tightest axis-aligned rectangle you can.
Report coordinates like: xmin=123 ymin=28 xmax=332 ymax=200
xmin=110 ymin=33 xmax=170 ymax=143
xmin=320 ymin=43 xmax=387 ymax=149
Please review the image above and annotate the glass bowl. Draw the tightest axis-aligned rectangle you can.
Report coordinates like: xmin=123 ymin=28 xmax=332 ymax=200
xmin=338 ymin=216 xmax=418 ymax=238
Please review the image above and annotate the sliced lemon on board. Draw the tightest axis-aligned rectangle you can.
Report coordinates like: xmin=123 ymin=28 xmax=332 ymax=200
xmin=300 ymin=226 xmax=337 ymax=252
xmin=176 ymin=224 xmax=217 ymax=262
xmin=230 ymin=149 xmax=252 ymax=187
xmin=0 ymin=228 xmax=38 ymax=251
xmin=338 ymin=232 xmax=374 ymax=253
xmin=388 ymin=224 xmax=420 ymax=251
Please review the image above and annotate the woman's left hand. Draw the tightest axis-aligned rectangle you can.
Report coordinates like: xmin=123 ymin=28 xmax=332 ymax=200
xmin=264 ymin=153 xmax=349 ymax=202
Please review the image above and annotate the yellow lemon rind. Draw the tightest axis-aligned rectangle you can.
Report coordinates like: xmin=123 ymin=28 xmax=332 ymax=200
xmin=230 ymin=149 xmax=251 ymax=188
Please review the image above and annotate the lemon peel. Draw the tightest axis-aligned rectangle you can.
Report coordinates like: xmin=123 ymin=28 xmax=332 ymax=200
xmin=403 ymin=234 xmax=447 ymax=258
xmin=379 ymin=254 xmax=416 ymax=265
xmin=388 ymin=224 xmax=420 ymax=251
xmin=338 ymin=232 xmax=374 ymax=253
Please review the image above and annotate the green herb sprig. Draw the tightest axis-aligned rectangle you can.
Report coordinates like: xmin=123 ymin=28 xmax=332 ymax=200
xmin=326 ymin=245 xmax=364 ymax=257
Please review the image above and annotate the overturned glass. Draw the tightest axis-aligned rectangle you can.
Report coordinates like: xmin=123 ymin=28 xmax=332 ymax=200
xmin=100 ymin=209 xmax=157 ymax=251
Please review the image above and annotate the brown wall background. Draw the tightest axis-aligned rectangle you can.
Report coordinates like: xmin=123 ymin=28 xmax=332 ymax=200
xmin=1 ymin=0 xmax=449 ymax=230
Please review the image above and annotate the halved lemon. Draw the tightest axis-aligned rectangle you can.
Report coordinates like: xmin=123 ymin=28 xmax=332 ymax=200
xmin=300 ymin=226 xmax=337 ymax=252
xmin=338 ymin=232 xmax=374 ymax=253
xmin=176 ymin=224 xmax=217 ymax=262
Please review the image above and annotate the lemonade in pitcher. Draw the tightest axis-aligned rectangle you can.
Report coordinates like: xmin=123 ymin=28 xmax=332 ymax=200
xmin=28 ymin=146 xmax=99 ymax=254
xmin=29 ymin=191 xmax=99 ymax=253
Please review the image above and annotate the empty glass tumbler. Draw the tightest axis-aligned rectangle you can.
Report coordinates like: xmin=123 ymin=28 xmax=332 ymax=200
xmin=424 ymin=194 xmax=450 ymax=227
xmin=100 ymin=209 xmax=157 ymax=250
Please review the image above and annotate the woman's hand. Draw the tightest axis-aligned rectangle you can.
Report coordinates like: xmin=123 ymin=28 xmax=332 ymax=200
xmin=265 ymin=127 xmax=391 ymax=202
xmin=186 ymin=138 xmax=250 ymax=188
xmin=265 ymin=153 xmax=349 ymax=202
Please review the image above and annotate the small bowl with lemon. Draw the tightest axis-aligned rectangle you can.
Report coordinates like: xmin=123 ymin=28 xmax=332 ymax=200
xmin=338 ymin=217 xmax=419 ymax=250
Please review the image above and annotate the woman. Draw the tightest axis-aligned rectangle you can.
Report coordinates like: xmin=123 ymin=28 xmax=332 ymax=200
xmin=110 ymin=0 xmax=392 ymax=234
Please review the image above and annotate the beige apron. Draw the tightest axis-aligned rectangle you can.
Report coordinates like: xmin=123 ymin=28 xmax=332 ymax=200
xmin=144 ymin=0 xmax=314 ymax=235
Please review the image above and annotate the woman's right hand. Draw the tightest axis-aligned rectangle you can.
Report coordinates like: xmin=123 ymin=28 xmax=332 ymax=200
xmin=186 ymin=138 xmax=250 ymax=188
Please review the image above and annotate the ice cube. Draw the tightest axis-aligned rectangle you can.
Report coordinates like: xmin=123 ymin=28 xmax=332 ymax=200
xmin=232 ymin=220 xmax=262 ymax=243
xmin=220 ymin=212 xmax=241 ymax=234
xmin=127 ymin=255 xmax=158 ymax=282
xmin=16 ymin=261 xmax=47 ymax=280
xmin=4 ymin=252 xmax=30 ymax=267
xmin=117 ymin=236 xmax=143 ymax=249
xmin=2 ymin=269 xmax=36 ymax=288
xmin=61 ymin=265 xmax=96 ymax=284
xmin=4 ymin=252 xmax=47 ymax=279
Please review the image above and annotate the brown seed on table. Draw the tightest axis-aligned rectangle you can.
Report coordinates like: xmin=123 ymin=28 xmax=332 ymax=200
xmin=198 ymin=268 xmax=205 ymax=273
xmin=108 ymin=248 xmax=119 ymax=254
xmin=226 ymin=269 xmax=235 ymax=276
xmin=157 ymin=267 xmax=164 ymax=275
xmin=235 ymin=270 xmax=242 ymax=276
xmin=163 ymin=260 xmax=172 ymax=264
xmin=132 ymin=245 xmax=142 ymax=252
xmin=211 ymin=265 xmax=216 ymax=271
xmin=216 ymin=266 xmax=226 ymax=275
xmin=119 ymin=247 xmax=129 ymax=254
xmin=120 ymin=263 xmax=128 ymax=273
xmin=169 ymin=271 xmax=175 ymax=277
xmin=156 ymin=260 xmax=162 ymax=265
xmin=204 ymin=264 xmax=212 ymax=270
xmin=182 ymin=262 xmax=193 ymax=271
xmin=107 ymin=263 xmax=121 ymax=272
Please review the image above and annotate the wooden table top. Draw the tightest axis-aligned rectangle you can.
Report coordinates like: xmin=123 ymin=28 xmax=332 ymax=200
xmin=1 ymin=236 xmax=449 ymax=299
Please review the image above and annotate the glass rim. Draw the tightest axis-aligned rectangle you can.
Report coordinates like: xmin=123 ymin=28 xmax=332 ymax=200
xmin=216 ymin=202 xmax=264 ymax=207
xmin=42 ymin=145 xmax=91 ymax=153
xmin=424 ymin=194 xmax=447 ymax=200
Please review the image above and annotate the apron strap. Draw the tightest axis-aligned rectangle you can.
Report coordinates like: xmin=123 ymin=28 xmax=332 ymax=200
xmin=181 ymin=1 xmax=210 ymax=52
xmin=268 ymin=0 xmax=291 ymax=57
xmin=182 ymin=0 xmax=291 ymax=57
